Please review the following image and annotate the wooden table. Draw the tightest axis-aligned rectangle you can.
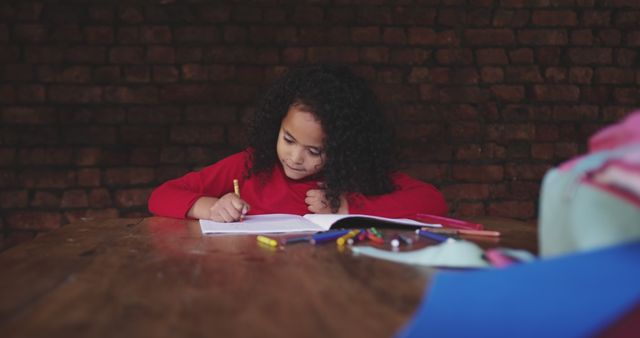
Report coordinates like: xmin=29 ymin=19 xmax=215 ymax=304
xmin=0 ymin=216 xmax=537 ymax=338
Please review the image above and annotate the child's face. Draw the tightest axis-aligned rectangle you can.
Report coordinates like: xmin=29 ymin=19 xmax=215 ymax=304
xmin=276 ymin=104 xmax=326 ymax=180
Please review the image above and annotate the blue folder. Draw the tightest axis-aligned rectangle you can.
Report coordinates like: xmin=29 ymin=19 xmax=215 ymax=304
xmin=398 ymin=241 xmax=640 ymax=338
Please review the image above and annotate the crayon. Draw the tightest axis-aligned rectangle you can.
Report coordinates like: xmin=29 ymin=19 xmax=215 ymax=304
xmin=311 ymin=229 xmax=350 ymax=245
xmin=336 ymin=229 xmax=360 ymax=246
xmin=415 ymin=229 xmax=450 ymax=243
xmin=256 ymin=235 xmax=278 ymax=247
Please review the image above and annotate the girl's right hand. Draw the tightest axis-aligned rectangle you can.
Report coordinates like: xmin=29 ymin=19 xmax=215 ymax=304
xmin=208 ymin=193 xmax=249 ymax=222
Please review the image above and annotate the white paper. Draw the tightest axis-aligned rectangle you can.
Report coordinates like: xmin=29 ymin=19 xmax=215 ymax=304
xmin=199 ymin=213 xmax=440 ymax=234
xmin=200 ymin=214 xmax=322 ymax=234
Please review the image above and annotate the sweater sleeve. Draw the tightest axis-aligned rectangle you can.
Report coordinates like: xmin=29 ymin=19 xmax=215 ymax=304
xmin=147 ymin=151 xmax=249 ymax=219
xmin=347 ymin=172 xmax=447 ymax=219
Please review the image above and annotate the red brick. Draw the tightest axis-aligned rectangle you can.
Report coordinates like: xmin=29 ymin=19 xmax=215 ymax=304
xmin=454 ymin=202 xmax=486 ymax=217
xmin=407 ymin=67 xmax=429 ymax=83
xmin=552 ymin=105 xmax=599 ymax=121
xmin=6 ymin=211 xmax=62 ymax=231
xmin=89 ymin=188 xmax=112 ymax=208
xmin=531 ymin=143 xmax=554 ymax=160
xmin=152 ymin=65 xmax=178 ymax=83
xmin=476 ymin=48 xmax=508 ymax=65
xmin=435 ymin=49 xmax=473 ymax=65
xmin=438 ymin=8 xmax=466 ymax=26
xmin=170 ymin=125 xmax=224 ymax=144
xmin=74 ymin=148 xmax=101 ymax=166
xmin=533 ymin=85 xmax=579 ymax=101
xmin=281 ymin=47 xmax=305 ymax=64
xmin=199 ymin=5 xmax=231 ymax=22
xmin=544 ymin=67 xmax=567 ymax=82
xmin=518 ymin=29 xmax=568 ymax=45
xmin=596 ymin=29 xmax=621 ymax=46
xmin=532 ymin=10 xmax=577 ymax=26
xmin=442 ymin=184 xmax=490 ymax=199
xmin=382 ymin=27 xmax=406 ymax=44
xmin=147 ymin=46 xmax=175 ymax=64
xmin=505 ymin=66 xmax=543 ymax=82
xmin=569 ymin=67 xmax=593 ymax=84
xmin=327 ymin=7 xmax=355 ymax=23
xmin=555 ymin=142 xmax=580 ymax=159
xmin=110 ymin=47 xmax=145 ymax=64
xmin=581 ymin=86 xmax=611 ymax=104
xmin=223 ymin=26 xmax=247 ymax=43
xmin=174 ymin=26 xmax=218 ymax=43
xmin=25 ymin=47 xmax=64 ymax=63
xmin=376 ymin=67 xmax=402 ymax=83
xmin=30 ymin=191 xmax=59 ymax=207
xmin=18 ymin=148 xmax=72 ymax=165
xmin=104 ymin=86 xmax=158 ymax=103
xmin=290 ymin=6 xmax=323 ymax=23
xmin=616 ymin=49 xmax=637 ymax=66
xmin=0 ymin=85 xmax=15 ymax=103
xmin=595 ymin=67 xmax=635 ymax=84
xmin=3 ymin=63 xmax=33 ymax=82
xmin=17 ymin=84 xmax=45 ymax=102
xmin=505 ymin=164 xmax=551 ymax=180
xmin=351 ymin=26 xmax=380 ymax=44
xmin=60 ymin=189 xmax=88 ymax=208
xmin=208 ymin=65 xmax=235 ymax=81
xmin=390 ymin=49 xmax=431 ymax=65
xmin=63 ymin=126 xmax=116 ymax=145
xmin=455 ymin=143 xmax=506 ymax=160
xmin=116 ymin=27 xmax=140 ymax=43
xmin=84 ymin=26 xmax=113 ymax=44
xmin=568 ymin=48 xmax=612 ymax=64
xmin=105 ymin=167 xmax=155 ymax=186
xmin=95 ymin=66 xmax=121 ymax=83
xmin=89 ymin=5 xmax=113 ymax=22
xmin=141 ymin=25 xmax=172 ymax=43
xmin=491 ymin=85 xmax=525 ymax=102
xmin=615 ymin=11 xmax=640 ymax=27
xmin=115 ymin=188 xmax=153 ymax=208
xmin=328 ymin=27 xmax=350 ymax=44
xmin=493 ymin=9 xmax=530 ymax=27
xmin=360 ymin=47 xmax=388 ymax=64
xmin=264 ymin=8 xmax=286 ymax=23
xmin=1 ymin=189 xmax=28 ymax=208
xmin=123 ymin=65 xmax=150 ymax=83
xmin=372 ymin=84 xmax=418 ymax=102
xmin=64 ymin=46 xmax=106 ymax=64
xmin=404 ymin=164 xmax=449 ymax=182
xmin=488 ymin=201 xmax=535 ymax=219
xmin=581 ymin=10 xmax=610 ymax=26
xmin=509 ymin=48 xmax=534 ymax=64
xmin=571 ymin=29 xmax=593 ymax=45
xmin=448 ymin=122 xmax=482 ymax=141
xmin=481 ymin=67 xmax=504 ymax=83
xmin=77 ymin=168 xmax=101 ymax=187
xmin=407 ymin=28 xmax=437 ymax=45
xmin=307 ymin=47 xmax=358 ymax=63
xmin=614 ymin=88 xmax=639 ymax=104
xmin=453 ymin=165 xmax=504 ymax=182
xmin=49 ymin=85 xmax=103 ymax=103
xmin=120 ymin=126 xmax=164 ymax=145
xmin=535 ymin=125 xmax=559 ymax=141
xmin=180 ymin=64 xmax=207 ymax=82
xmin=536 ymin=47 xmax=563 ymax=65
xmin=2 ymin=106 xmax=55 ymax=124
xmin=464 ymin=29 xmax=515 ymax=45
xmin=14 ymin=24 xmax=47 ymax=42
xmin=51 ymin=24 xmax=83 ymax=42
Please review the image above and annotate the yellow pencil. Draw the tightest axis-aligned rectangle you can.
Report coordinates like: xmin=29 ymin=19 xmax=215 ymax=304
xmin=233 ymin=178 xmax=245 ymax=221
xmin=233 ymin=179 xmax=240 ymax=197
xmin=256 ymin=235 xmax=278 ymax=247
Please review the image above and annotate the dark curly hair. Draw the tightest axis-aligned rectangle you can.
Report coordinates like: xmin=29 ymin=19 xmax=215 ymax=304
xmin=247 ymin=64 xmax=397 ymax=212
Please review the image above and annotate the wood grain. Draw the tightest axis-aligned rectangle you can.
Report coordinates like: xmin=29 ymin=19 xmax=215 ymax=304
xmin=0 ymin=216 xmax=537 ymax=338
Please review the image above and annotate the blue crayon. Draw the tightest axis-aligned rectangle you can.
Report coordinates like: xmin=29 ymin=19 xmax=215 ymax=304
xmin=311 ymin=229 xmax=350 ymax=245
xmin=283 ymin=235 xmax=311 ymax=245
xmin=416 ymin=229 xmax=450 ymax=243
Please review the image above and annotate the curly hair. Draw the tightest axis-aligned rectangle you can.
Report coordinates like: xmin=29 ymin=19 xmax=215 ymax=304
xmin=247 ymin=64 xmax=397 ymax=212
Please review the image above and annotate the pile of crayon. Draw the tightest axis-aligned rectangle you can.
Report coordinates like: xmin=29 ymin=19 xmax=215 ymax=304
xmin=256 ymin=225 xmax=501 ymax=250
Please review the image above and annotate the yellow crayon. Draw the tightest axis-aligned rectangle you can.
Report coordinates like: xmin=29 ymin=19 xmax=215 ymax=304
xmin=336 ymin=229 xmax=360 ymax=246
xmin=256 ymin=235 xmax=278 ymax=247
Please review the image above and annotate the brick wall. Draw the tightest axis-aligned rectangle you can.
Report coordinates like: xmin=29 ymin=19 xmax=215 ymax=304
xmin=1 ymin=0 xmax=638 ymax=249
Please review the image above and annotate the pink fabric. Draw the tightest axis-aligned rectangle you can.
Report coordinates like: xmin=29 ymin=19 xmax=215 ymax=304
xmin=589 ymin=111 xmax=640 ymax=152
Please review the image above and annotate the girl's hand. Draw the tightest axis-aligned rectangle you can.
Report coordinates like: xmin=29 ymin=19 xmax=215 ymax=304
xmin=209 ymin=193 xmax=249 ymax=222
xmin=305 ymin=186 xmax=349 ymax=214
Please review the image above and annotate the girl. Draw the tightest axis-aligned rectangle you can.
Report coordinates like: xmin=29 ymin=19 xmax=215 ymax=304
xmin=148 ymin=64 xmax=447 ymax=222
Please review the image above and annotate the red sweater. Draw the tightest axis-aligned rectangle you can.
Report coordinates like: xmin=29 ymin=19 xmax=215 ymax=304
xmin=148 ymin=149 xmax=447 ymax=219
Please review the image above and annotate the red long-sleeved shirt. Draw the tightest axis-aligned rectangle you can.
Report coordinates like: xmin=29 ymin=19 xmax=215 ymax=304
xmin=148 ymin=149 xmax=447 ymax=219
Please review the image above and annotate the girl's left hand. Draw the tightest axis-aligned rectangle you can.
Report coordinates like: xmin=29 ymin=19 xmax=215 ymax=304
xmin=305 ymin=186 xmax=349 ymax=214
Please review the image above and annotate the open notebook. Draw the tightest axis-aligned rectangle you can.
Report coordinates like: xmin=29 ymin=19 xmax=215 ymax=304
xmin=199 ymin=214 xmax=440 ymax=234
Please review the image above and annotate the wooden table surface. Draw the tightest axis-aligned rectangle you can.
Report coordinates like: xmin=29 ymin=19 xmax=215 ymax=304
xmin=0 ymin=216 xmax=537 ymax=338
